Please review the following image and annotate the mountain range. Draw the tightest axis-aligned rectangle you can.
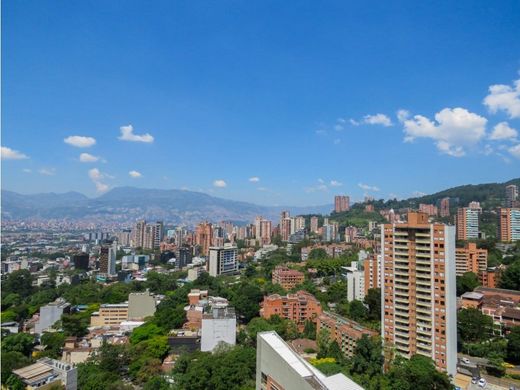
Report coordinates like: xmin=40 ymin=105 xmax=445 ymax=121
xmin=2 ymin=178 xmax=518 ymax=225
xmin=0 ymin=187 xmax=332 ymax=225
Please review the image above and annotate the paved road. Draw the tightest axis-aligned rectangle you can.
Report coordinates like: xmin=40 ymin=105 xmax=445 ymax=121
xmin=458 ymin=353 xmax=490 ymax=367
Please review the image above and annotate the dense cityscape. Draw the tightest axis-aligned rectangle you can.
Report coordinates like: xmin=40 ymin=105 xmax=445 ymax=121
xmin=1 ymin=182 xmax=519 ymax=389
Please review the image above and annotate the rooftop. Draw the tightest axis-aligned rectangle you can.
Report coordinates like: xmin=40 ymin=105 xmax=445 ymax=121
xmin=461 ymin=292 xmax=484 ymax=300
xmin=258 ymin=331 xmax=364 ymax=390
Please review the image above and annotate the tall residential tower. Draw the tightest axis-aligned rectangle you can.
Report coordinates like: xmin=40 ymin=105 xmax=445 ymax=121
xmin=381 ymin=212 xmax=457 ymax=376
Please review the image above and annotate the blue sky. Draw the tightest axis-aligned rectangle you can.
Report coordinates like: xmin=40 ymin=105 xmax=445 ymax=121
xmin=2 ymin=1 xmax=520 ymax=206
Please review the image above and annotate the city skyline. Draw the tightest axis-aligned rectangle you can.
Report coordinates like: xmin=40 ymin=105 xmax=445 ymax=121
xmin=2 ymin=1 xmax=520 ymax=206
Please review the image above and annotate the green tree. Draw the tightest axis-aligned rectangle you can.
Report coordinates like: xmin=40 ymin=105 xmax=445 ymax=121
xmin=5 ymin=374 xmax=25 ymax=390
xmin=230 ymin=283 xmax=263 ymax=323
xmin=100 ymin=283 xmax=133 ymax=304
xmin=1 ymin=332 xmax=35 ymax=356
xmin=130 ymin=322 xmax=165 ymax=344
xmin=2 ymin=270 xmax=34 ymax=298
xmin=348 ymin=300 xmax=368 ymax=322
xmin=348 ymin=335 xmax=385 ymax=389
xmin=143 ymin=376 xmax=173 ymax=390
xmin=458 ymin=308 xmax=493 ymax=343
xmin=364 ymin=288 xmax=381 ymax=321
xmin=499 ymin=260 xmax=520 ymax=290
xmin=62 ymin=312 xmax=90 ymax=337
xmin=456 ymin=272 xmax=480 ymax=296
xmin=77 ymin=361 xmax=120 ymax=390
xmin=387 ymin=354 xmax=451 ymax=390
xmin=1 ymin=351 xmax=31 ymax=386
xmin=40 ymin=332 xmax=66 ymax=359
xmin=172 ymin=345 xmax=256 ymax=390
xmin=506 ymin=326 xmax=520 ymax=364
xmin=145 ymin=272 xmax=177 ymax=294
xmin=308 ymin=248 xmax=328 ymax=260
xmin=303 ymin=320 xmax=317 ymax=340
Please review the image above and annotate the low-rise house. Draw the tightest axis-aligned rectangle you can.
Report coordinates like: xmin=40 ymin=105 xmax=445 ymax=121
xmin=12 ymin=358 xmax=77 ymax=390
xmin=317 ymin=311 xmax=377 ymax=358
xmin=261 ymin=291 xmax=322 ymax=331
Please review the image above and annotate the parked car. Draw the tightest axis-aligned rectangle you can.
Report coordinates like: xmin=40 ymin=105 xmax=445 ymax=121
xmin=461 ymin=357 xmax=471 ymax=364
xmin=478 ymin=378 xmax=487 ymax=388
xmin=471 ymin=377 xmax=479 ymax=384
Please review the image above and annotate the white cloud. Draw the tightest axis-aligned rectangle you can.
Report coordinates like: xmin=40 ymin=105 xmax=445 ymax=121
xmin=483 ymin=77 xmax=520 ymax=119
xmin=337 ymin=118 xmax=346 ymax=124
xmin=305 ymin=179 xmax=329 ymax=193
xmin=363 ymin=113 xmax=393 ymax=127
xmin=1 ymin=146 xmax=29 ymax=160
xmin=64 ymin=135 xmax=96 ymax=148
xmin=358 ymin=183 xmax=380 ymax=192
xmin=330 ymin=180 xmax=342 ymax=187
xmin=213 ymin=179 xmax=227 ymax=188
xmin=118 ymin=125 xmax=154 ymax=143
xmin=483 ymin=144 xmax=494 ymax=156
xmin=88 ymin=168 xmax=109 ymax=193
xmin=489 ymin=122 xmax=518 ymax=141
xmin=22 ymin=168 xmax=32 ymax=173
xmin=403 ymin=107 xmax=487 ymax=157
xmin=413 ymin=191 xmax=427 ymax=197
xmin=39 ymin=168 xmax=56 ymax=176
xmin=350 ymin=114 xmax=393 ymax=127
xmin=509 ymin=144 xmax=520 ymax=159
xmin=79 ymin=153 xmax=100 ymax=162
xmin=397 ymin=109 xmax=410 ymax=122
xmin=129 ymin=170 xmax=142 ymax=178
xmin=334 ymin=124 xmax=344 ymax=131
xmin=94 ymin=181 xmax=109 ymax=193
xmin=249 ymin=176 xmax=260 ymax=183
xmin=333 ymin=138 xmax=341 ymax=145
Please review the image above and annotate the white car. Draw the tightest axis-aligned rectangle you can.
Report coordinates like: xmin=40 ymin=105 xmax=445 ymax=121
xmin=461 ymin=357 xmax=470 ymax=364
xmin=478 ymin=378 xmax=487 ymax=388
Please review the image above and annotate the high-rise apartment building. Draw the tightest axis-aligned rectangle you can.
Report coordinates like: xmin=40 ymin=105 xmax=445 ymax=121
xmin=343 ymin=261 xmax=365 ymax=302
xmin=310 ymin=216 xmax=319 ymax=234
xmin=322 ymin=223 xmax=338 ymax=242
xmin=455 ymin=243 xmax=487 ymax=276
xmin=419 ymin=203 xmax=438 ymax=217
xmin=280 ymin=217 xmax=292 ymax=242
xmin=99 ymin=241 xmax=117 ymax=276
xmin=195 ymin=222 xmax=213 ymax=255
xmin=364 ymin=254 xmax=381 ymax=294
xmin=255 ymin=216 xmax=263 ymax=239
xmin=133 ymin=220 xmax=146 ymax=248
xmin=132 ymin=220 xmax=163 ymax=249
xmin=468 ymin=201 xmax=482 ymax=212
xmin=334 ymin=195 xmax=350 ymax=213
xmin=498 ymin=208 xmax=520 ymax=242
xmin=72 ymin=253 xmax=89 ymax=270
xmin=381 ymin=212 xmax=457 ymax=376
xmin=260 ymin=219 xmax=272 ymax=245
xmin=440 ymin=197 xmax=450 ymax=217
xmin=208 ymin=245 xmax=238 ymax=277
xmin=506 ymin=184 xmax=519 ymax=208
xmin=294 ymin=216 xmax=306 ymax=232
xmin=456 ymin=207 xmax=479 ymax=240
xmin=153 ymin=221 xmax=163 ymax=248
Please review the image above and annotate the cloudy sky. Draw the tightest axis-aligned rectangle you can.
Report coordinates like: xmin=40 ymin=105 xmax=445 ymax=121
xmin=2 ymin=1 xmax=520 ymax=206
